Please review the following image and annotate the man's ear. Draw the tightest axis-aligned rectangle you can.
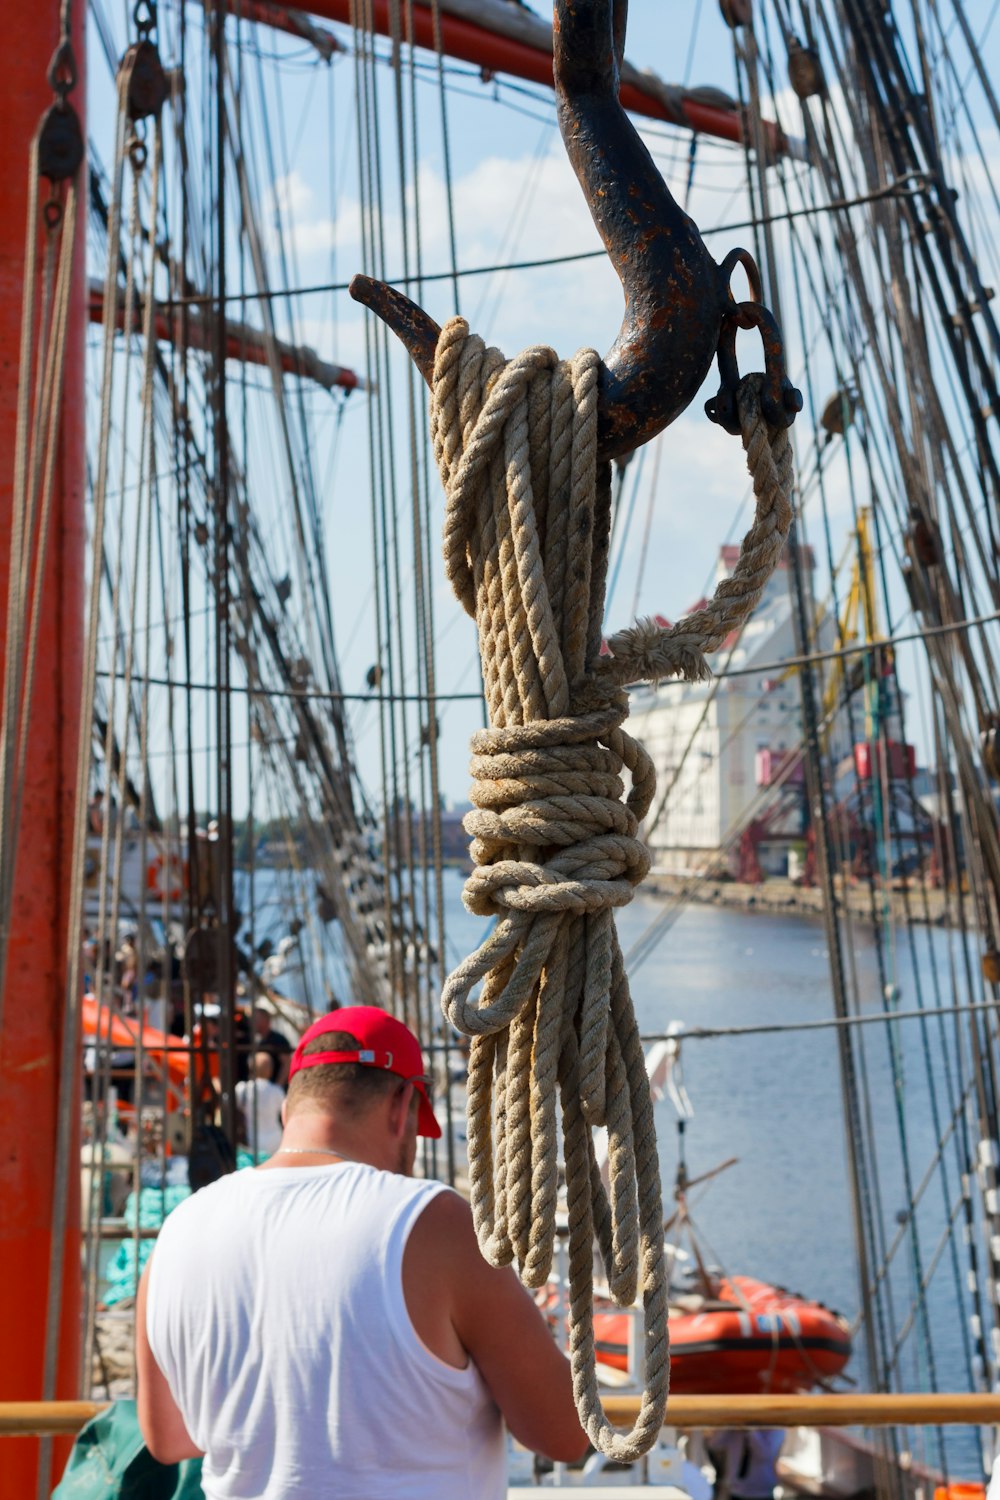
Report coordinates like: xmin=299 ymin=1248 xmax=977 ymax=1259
xmin=389 ymin=1081 xmax=415 ymax=1138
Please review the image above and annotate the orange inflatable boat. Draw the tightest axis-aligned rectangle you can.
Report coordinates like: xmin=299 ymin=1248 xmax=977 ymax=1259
xmin=81 ymin=996 xmax=218 ymax=1116
xmin=593 ymin=1274 xmax=851 ymax=1393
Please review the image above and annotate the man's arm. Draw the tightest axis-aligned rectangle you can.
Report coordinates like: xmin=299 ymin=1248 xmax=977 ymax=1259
xmin=405 ymin=1191 xmax=589 ymax=1463
xmin=135 ymin=1258 xmax=204 ymax=1464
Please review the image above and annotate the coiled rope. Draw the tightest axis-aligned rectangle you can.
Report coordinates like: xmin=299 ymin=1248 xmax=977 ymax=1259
xmin=431 ymin=315 xmax=793 ymax=1459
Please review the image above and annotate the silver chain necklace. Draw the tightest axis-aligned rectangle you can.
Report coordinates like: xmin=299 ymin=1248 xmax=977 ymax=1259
xmin=273 ymin=1147 xmax=344 ymax=1158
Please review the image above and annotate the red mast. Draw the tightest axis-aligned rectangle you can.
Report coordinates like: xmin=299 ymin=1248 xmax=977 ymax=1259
xmin=0 ymin=2 xmax=85 ymax=1494
xmin=295 ymin=0 xmax=791 ymax=155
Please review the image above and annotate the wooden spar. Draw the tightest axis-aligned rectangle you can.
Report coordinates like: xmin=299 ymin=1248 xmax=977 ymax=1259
xmin=218 ymin=1 xmax=343 ymax=60
xmin=88 ymin=280 xmax=368 ymax=394
xmin=5 ymin=1392 xmax=1000 ymax=1437
xmin=260 ymin=0 xmax=792 ymax=156
xmin=0 ymin=3 xmax=85 ymax=1497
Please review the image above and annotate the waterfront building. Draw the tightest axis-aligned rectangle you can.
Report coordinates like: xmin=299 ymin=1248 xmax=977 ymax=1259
xmin=628 ymin=544 xmax=848 ymax=878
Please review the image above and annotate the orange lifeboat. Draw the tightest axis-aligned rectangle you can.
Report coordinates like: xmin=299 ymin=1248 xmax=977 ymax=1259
xmin=594 ymin=1275 xmax=851 ymax=1393
xmin=80 ymin=995 xmax=219 ymax=1118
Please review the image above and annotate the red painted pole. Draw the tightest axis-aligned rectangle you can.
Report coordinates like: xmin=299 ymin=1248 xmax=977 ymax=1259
xmin=0 ymin=3 xmax=86 ymax=1496
xmin=88 ymin=279 xmax=367 ymax=392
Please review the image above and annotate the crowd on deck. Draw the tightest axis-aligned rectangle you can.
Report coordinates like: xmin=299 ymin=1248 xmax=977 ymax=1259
xmin=81 ymin=922 xmax=310 ymax=1161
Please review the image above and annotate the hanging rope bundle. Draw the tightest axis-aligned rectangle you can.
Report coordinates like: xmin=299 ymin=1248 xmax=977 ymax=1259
xmin=431 ymin=314 xmax=794 ymax=1459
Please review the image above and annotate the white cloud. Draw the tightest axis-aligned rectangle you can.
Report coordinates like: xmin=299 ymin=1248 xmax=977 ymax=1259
xmin=264 ymin=169 xmax=363 ymax=261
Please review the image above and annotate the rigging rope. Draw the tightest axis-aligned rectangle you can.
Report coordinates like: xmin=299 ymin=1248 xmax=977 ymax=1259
xmin=430 ymin=315 xmax=794 ymax=1458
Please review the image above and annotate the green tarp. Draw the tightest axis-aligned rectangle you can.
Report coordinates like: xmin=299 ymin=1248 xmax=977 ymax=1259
xmin=53 ymin=1400 xmax=204 ymax=1500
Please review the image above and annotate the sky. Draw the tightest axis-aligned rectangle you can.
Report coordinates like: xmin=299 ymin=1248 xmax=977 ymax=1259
xmin=83 ymin=0 xmax=1000 ymax=820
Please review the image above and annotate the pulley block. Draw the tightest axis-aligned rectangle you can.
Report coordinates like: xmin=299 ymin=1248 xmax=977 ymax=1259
xmin=38 ymin=101 xmax=84 ymax=183
xmin=788 ymin=39 xmax=824 ymax=100
xmin=122 ymin=39 xmax=168 ymax=121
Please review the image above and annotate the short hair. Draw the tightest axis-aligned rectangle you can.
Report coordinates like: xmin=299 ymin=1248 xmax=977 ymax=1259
xmin=285 ymin=1029 xmax=404 ymax=1118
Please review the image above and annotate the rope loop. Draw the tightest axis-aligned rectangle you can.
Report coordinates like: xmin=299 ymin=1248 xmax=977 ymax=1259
xmin=598 ymin=372 xmax=795 ymax=687
xmin=431 ymin=318 xmax=795 ymax=1461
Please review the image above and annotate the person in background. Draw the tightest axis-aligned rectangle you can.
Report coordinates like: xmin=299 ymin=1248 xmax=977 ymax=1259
xmin=118 ymin=934 xmax=138 ymax=1013
xmin=706 ymin=1428 xmax=786 ymax=1500
xmin=252 ymin=1002 xmax=292 ymax=1088
xmin=235 ymin=1051 xmax=286 ymax=1159
xmin=136 ymin=1005 xmax=587 ymax=1497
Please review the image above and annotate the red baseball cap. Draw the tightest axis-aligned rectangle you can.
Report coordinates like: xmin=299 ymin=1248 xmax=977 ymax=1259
xmin=289 ymin=1005 xmax=441 ymax=1139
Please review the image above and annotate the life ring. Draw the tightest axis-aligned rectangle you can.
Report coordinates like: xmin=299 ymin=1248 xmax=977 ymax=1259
xmin=146 ymin=851 xmax=187 ymax=903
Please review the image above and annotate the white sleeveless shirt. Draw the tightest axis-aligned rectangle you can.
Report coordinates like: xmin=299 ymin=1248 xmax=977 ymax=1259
xmin=146 ymin=1162 xmax=507 ymax=1499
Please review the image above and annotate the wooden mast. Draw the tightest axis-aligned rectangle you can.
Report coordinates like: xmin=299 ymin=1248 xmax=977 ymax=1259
xmin=0 ymin=1 xmax=85 ymax=1494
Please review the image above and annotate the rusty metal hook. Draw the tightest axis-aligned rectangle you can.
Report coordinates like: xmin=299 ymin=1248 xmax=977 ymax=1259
xmin=349 ymin=0 xmax=800 ymax=461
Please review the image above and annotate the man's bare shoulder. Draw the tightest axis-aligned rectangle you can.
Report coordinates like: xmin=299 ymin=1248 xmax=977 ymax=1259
xmin=413 ymin=1187 xmax=479 ymax=1255
xmin=409 ymin=1187 xmax=511 ymax=1295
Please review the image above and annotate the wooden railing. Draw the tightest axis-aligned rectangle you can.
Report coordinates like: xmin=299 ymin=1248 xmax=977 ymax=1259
xmin=3 ymin=1393 xmax=1000 ymax=1437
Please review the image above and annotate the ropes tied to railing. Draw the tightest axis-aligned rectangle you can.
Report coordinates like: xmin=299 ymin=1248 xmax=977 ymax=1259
xmin=431 ymin=315 xmax=794 ymax=1460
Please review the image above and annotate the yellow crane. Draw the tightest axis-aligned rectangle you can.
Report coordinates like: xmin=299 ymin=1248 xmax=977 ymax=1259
xmin=820 ymin=506 xmax=885 ymax=743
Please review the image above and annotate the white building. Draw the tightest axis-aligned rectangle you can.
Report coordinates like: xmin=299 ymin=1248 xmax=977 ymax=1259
xmin=627 ymin=544 xmax=845 ymax=877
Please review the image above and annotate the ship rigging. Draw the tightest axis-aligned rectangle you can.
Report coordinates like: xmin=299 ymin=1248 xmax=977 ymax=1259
xmin=1 ymin=0 xmax=1000 ymax=1494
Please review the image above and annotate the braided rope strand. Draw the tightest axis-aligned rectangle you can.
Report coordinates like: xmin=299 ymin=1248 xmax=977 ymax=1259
xmin=431 ymin=315 xmax=795 ymax=1460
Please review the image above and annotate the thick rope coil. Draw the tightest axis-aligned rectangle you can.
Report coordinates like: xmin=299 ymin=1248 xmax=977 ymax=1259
xmin=430 ymin=315 xmax=795 ymax=1461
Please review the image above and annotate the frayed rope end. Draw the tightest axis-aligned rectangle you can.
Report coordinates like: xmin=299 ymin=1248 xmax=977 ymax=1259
xmin=601 ymin=616 xmax=715 ymax=687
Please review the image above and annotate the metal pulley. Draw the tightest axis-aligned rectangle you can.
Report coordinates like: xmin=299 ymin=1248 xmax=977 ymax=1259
xmin=38 ymin=102 xmax=84 ymax=183
xmin=39 ymin=29 xmax=83 ymax=182
xmin=820 ymin=387 xmax=856 ymax=438
xmin=787 ymin=38 xmax=824 ymax=100
xmin=121 ymin=0 xmax=167 ymax=121
xmin=906 ymin=505 xmax=943 ymax=568
xmin=122 ymin=39 xmax=168 ymax=120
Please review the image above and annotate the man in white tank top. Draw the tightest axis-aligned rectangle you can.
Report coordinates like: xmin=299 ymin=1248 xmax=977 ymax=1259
xmin=136 ymin=1005 xmax=587 ymax=1498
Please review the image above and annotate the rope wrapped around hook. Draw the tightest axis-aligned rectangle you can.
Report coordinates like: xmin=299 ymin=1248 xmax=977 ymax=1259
xmin=431 ymin=315 xmax=794 ymax=1460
